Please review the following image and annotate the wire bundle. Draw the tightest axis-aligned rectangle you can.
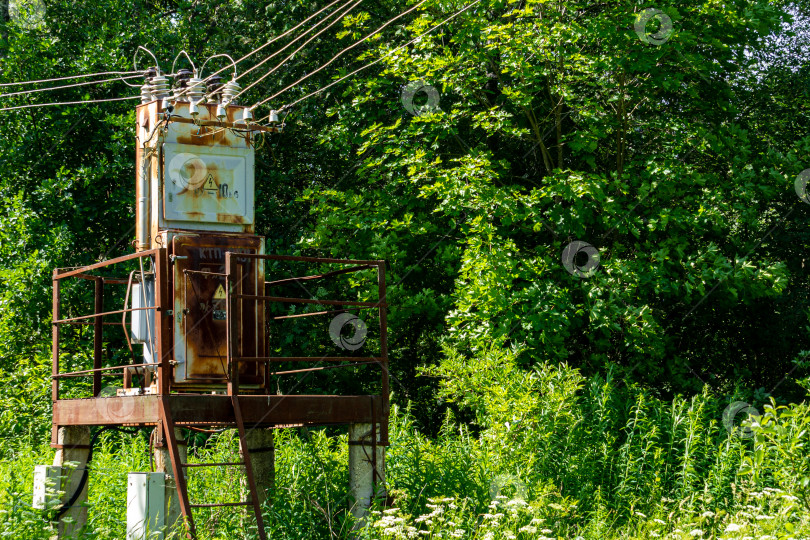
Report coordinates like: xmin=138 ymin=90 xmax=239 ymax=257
xmin=0 ymin=0 xmax=482 ymax=120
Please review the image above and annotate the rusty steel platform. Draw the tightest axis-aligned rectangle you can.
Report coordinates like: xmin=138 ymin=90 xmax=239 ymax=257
xmin=50 ymin=249 xmax=390 ymax=444
xmin=53 ymin=394 xmax=385 ymax=428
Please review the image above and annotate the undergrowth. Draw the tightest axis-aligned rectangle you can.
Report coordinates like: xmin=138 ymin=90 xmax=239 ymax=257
xmin=0 ymin=350 xmax=808 ymax=539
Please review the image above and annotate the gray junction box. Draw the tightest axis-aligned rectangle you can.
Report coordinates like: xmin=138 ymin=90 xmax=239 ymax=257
xmin=127 ymin=472 xmax=167 ymax=540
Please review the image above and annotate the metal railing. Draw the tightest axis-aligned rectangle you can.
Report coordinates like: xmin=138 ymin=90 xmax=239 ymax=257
xmin=51 ymin=249 xmax=390 ymax=437
xmin=225 ymin=253 xmax=389 ymax=440
xmin=51 ymin=248 xmax=167 ymax=401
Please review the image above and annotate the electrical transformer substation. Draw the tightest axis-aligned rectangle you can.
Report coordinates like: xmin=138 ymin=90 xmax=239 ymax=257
xmin=37 ymin=57 xmax=389 ymax=539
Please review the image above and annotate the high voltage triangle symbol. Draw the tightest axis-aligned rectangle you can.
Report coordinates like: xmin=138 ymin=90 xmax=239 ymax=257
xmin=213 ymin=284 xmax=226 ymax=300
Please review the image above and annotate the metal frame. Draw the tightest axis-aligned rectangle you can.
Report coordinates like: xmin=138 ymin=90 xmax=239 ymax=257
xmin=225 ymin=253 xmax=390 ymax=445
xmin=50 ymin=248 xmax=390 ymax=539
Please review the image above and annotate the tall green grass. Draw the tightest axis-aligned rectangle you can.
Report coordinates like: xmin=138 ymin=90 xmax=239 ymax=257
xmin=1 ymin=351 xmax=808 ymax=539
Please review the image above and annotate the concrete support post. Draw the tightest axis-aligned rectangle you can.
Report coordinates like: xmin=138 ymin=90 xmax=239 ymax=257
xmin=240 ymin=428 xmax=274 ymax=506
xmin=52 ymin=426 xmax=91 ymax=538
xmin=348 ymin=423 xmax=385 ymax=524
xmin=152 ymin=427 xmax=186 ymax=532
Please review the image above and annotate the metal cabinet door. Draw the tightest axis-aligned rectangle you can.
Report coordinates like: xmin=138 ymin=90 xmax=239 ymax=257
xmin=171 ymin=234 xmax=265 ymax=387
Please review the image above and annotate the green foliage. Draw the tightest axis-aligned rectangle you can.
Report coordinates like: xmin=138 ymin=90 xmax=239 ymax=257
xmin=0 ymin=0 xmax=809 ymax=538
xmin=312 ymin=0 xmax=810 ymax=397
xmin=740 ymin=399 xmax=810 ymax=510
xmin=0 ymin=373 xmax=810 ymax=538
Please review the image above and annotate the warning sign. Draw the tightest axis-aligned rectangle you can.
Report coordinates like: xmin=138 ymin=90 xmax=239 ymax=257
xmin=205 ymin=174 xmax=217 ymax=196
xmin=213 ymin=284 xmax=226 ymax=300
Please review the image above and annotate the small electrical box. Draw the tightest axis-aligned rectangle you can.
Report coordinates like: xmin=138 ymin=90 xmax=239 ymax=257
xmin=127 ymin=472 xmax=167 ymax=540
xmin=132 ymin=276 xmax=156 ymax=364
xmin=32 ymin=465 xmax=62 ymax=510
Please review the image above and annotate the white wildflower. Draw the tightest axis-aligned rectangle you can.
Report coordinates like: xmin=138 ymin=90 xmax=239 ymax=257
xmin=654 ymin=519 xmax=666 ymax=525
xmin=755 ymin=515 xmax=773 ymax=521
xmin=725 ymin=523 xmax=742 ymax=532
xmin=635 ymin=511 xmax=648 ymax=519
xmin=701 ymin=511 xmax=715 ymax=518
xmin=690 ymin=529 xmax=704 ymax=537
xmin=518 ymin=525 xmax=537 ymax=534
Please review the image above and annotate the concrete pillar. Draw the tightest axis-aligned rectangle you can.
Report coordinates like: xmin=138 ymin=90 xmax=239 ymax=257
xmin=348 ymin=423 xmax=385 ymax=524
xmin=52 ymin=426 xmax=91 ymax=538
xmin=152 ymin=427 xmax=187 ymax=532
xmin=240 ymin=428 xmax=274 ymax=506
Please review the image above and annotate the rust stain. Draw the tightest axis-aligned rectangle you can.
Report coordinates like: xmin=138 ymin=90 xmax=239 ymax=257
xmin=172 ymin=234 xmax=265 ymax=385
xmin=216 ymin=213 xmax=246 ymax=225
xmin=169 ymin=103 xmax=247 ymax=148
xmin=175 ymin=133 xmax=195 ymax=146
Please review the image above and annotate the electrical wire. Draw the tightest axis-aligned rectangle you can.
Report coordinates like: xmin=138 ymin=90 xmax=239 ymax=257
xmin=54 ymin=426 xmax=141 ymax=519
xmin=0 ymin=95 xmax=139 ymax=112
xmin=171 ymin=0 xmax=349 ymax=102
xmin=171 ymin=50 xmax=197 ymax=75
xmin=0 ymin=74 xmax=142 ymax=98
xmin=249 ymin=0 xmax=431 ymax=113
xmin=201 ymin=53 xmax=238 ymax=80
xmin=187 ymin=426 xmax=229 ymax=434
xmin=257 ymin=0 xmax=482 ymax=118
xmin=236 ymin=0 xmax=356 ymax=84
xmin=0 ymin=70 xmax=140 ymax=88
xmin=227 ymin=0 xmax=364 ymax=104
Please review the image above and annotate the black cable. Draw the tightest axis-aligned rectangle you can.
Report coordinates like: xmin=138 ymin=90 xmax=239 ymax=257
xmin=54 ymin=426 xmax=141 ymax=519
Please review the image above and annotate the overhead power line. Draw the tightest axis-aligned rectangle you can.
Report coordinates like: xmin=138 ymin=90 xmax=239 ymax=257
xmin=235 ymin=0 xmax=361 ymax=84
xmin=248 ymin=0 xmax=431 ymax=113
xmin=0 ymin=70 xmax=140 ymax=88
xmin=0 ymin=74 xmax=142 ymax=99
xmin=254 ymin=0 xmax=482 ymax=118
xmin=0 ymin=95 xmax=140 ymax=112
xmin=173 ymin=0 xmax=350 ymax=102
xmin=228 ymin=0 xmax=364 ymax=103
